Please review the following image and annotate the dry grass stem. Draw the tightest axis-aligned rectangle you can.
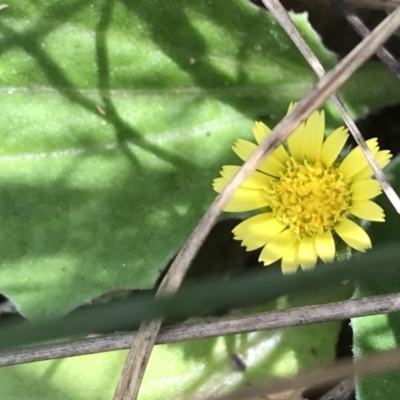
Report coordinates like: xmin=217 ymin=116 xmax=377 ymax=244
xmin=4 ymin=292 xmax=400 ymax=368
xmin=310 ymin=0 xmax=400 ymax=10
xmin=318 ymin=378 xmax=355 ymax=400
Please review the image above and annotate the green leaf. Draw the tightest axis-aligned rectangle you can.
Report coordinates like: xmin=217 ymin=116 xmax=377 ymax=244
xmin=352 ymin=280 xmax=400 ymax=400
xmin=0 ymin=324 xmax=338 ymax=400
xmin=1 ymin=0 xmax=400 ymax=321
xmin=2 ymin=1 xmax=400 ymax=398
xmin=2 ymin=249 xmax=399 ymax=350
xmin=0 ymin=0 xmax=320 ymax=320
xmin=365 ymin=156 xmax=400 ymax=246
xmin=0 ymin=351 xmax=125 ymax=400
xmin=0 ymin=289 xmax=349 ymax=400
xmin=141 ymin=322 xmax=339 ymax=399
xmin=352 ymin=157 xmax=400 ymax=400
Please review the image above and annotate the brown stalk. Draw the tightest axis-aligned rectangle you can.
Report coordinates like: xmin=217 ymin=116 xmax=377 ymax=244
xmin=1 ymin=292 xmax=400 ymax=367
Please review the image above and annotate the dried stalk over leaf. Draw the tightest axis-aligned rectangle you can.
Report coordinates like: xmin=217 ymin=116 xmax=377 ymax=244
xmin=2 ymin=292 xmax=400 ymax=367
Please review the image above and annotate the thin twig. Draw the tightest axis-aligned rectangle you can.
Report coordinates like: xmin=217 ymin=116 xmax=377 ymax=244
xmin=113 ymin=8 xmax=400 ymax=399
xmin=306 ymin=0 xmax=400 ymax=10
xmin=318 ymin=378 xmax=355 ymax=400
xmin=261 ymin=0 xmax=400 ymax=213
xmin=213 ymin=346 xmax=400 ymax=400
xmin=331 ymin=0 xmax=400 ymax=80
xmin=4 ymin=292 xmax=400 ymax=368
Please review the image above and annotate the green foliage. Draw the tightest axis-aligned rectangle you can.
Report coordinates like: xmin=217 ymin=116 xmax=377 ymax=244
xmin=3 ymin=246 xmax=400 ymax=350
xmin=1 ymin=0 xmax=400 ymax=398
xmin=0 ymin=291 xmax=346 ymax=400
xmin=353 ymin=292 xmax=400 ymax=400
xmin=3 ymin=246 xmax=400 ymax=399
xmin=0 ymin=0 xmax=335 ymax=321
xmin=0 ymin=325 xmax=338 ymax=400
xmin=141 ymin=317 xmax=340 ymax=399
xmin=1 ymin=0 xmax=400 ymax=321
xmin=353 ymin=157 xmax=400 ymax=400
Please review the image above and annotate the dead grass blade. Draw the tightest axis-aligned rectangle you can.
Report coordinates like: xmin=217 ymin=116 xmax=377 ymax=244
xmin=2 ymin=292 xmax=400 ymax=367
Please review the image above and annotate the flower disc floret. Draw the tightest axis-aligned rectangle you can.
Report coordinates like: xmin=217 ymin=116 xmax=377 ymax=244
xmin=267 ymin=158 xmax=352 ymax=239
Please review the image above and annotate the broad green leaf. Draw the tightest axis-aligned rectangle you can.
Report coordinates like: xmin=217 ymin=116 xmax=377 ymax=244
xmin=353 ymin=157 xmax=400 ymax=400
xmin=1 ymin=0 xmax=400 ymax=321
xmin=0 ymin=326 xmax=337 ymax=400
xmin=140 ymin=323 xmax=338 ymax=399
xmin=0 ymin=289 xmax=349 ymax=400
xmin=140 ymin=289 xmax=350 ymax=400
xmin=365 ymin=156 xmax=400 ymax=247
xmin=2 ymin=0 xmax=400 ymax=399
xmin=0 ymin=351 xmax=124 ymax=400
xmin=353 ymin=288 xmax=400 ymax=400
xmin=2 ymin=250 xmax=399 ymax=350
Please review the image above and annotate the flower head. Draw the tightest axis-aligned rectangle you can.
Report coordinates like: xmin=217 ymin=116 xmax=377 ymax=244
xmin=213 ymin=104 xmax=392 ymax=273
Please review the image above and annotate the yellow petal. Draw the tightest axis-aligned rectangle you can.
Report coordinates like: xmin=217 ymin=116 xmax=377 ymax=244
xmin=315 ymin=231 xmax=335 ymax=263
xmin=232 ymin=214 xmax=286 ymax=251
xmin=212 ymin=176 xmax=228 ymax=193
xmin=287 ymin=119 xmax=305 ymax=162
xmin=232 ymin=139 xmax=284 ymax=177
xmin=258 ymin=155 xmax=285 ymax=177
xmin=213 ymin=175 xmax=269 ymax=211
xmin=259 ymin=229 xmax=297 ymax=266
xmin=253 ymin=122 xmax=290 ymax=164
xmin=320 ymin=127 xmax=349 ymax=167
xmin=232 ymin=139 xmax=257 ymax=163
xmin=232 ymin=212 xmax=273 ymax=240
xmin=298 ymin=236 xmax=318 ymax=270
xmin=219 ymin=165 xmax=269 ymax=189
xmin=223 ymin=187 xmax=269 ymax=212
xmin=271 ymin=145 xmax=290 ymax=165
xmin=304 ymin=110 xmax=325 ymax=163
xmin=351 ymin=150 xmax=392 ymax=181
xmin=350 ymin=200 xmax=385 ymax=222
xmin=334 ymin=218 xmax=372 ymax=252
xmin=351 ymin=179 xmax=382 ymax=201
xmin=287 ymin=102 xmax=297 ymax=113
xmin=286 ymin=102 xmax=308 ymax=161
xmin=338 ymin=138 xmax=379 ymax=179
xmin=281 ymin=244 xmax=300 ymax=274
xmin=253 ymin=121 xmax=271 ymax=144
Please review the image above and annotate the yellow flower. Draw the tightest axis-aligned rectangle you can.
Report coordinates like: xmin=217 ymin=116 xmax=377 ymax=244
xmin=213 ymin=104 xmax=392 ymax=273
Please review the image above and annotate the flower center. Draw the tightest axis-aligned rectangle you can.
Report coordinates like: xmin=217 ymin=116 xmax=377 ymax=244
xmin=266 ymin=158 xmax=352 ymax=239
